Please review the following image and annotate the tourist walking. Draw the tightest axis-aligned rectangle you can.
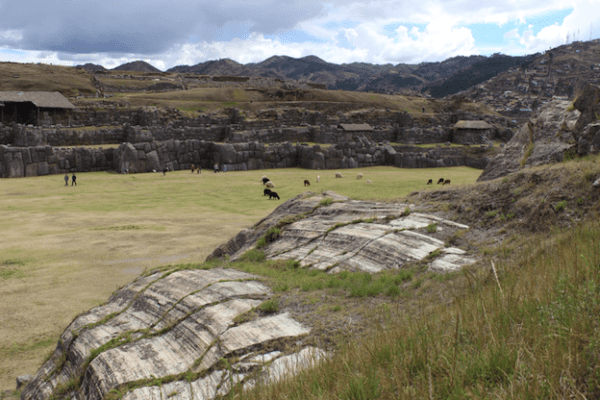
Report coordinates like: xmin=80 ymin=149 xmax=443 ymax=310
xmin=64 ymin=174 xmax=69 ymax=186
xmin=197 ymin=165 xmax=201 ymax=174
xmin=214 ymin=163 xmax=219 ymax=173
xmin=71 ymin=173 xmax=77 ymax=186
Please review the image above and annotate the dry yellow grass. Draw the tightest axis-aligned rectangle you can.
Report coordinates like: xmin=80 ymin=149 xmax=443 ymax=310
xmin=0 ymin=166 xmax=482 ymax=392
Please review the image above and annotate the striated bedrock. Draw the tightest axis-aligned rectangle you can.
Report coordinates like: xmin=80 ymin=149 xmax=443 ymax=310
xmin=209 ymin=191 xmax=476 ymax=273
xmin=23 ymin=192 xmax=475 ymax=400
xmin=21 ymin=268 xmax=322 ymax=400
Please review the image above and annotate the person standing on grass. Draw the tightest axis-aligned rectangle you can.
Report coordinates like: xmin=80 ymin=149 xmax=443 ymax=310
xmin=197 ymin=165 xmax=201 ymax=174
xmin=71 ymin=173 xmax=77 ymax=186
xmin=64 ymin=174 xmax=69 ymax=186
xmin=214 ymin=163 xmax=219 ymax=173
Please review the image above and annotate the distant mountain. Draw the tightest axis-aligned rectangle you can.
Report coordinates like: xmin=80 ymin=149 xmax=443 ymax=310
xmin=424 ymin=53 xmax=538 ymax=98
xmin=168 ymin=58 xmax=252 ymax=76
xmin=112 ymin=61 xmax=162 ymax=73
xmin=76 ymin=63 xmax=107 ymax=72
xmin=459 ymin=39 xmax=600 ymax=114
xmin=85 ymin=42 xmax=600 ymax=100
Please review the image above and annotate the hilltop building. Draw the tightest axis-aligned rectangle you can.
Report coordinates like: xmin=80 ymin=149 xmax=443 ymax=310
xmin=0 ymin=91 xmax=76 ymax=126
xmin=452 ymin=120 xmax=493 ymax=144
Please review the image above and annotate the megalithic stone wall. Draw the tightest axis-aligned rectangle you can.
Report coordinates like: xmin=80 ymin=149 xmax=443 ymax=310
xmin=0 ymin=145 xmax=115 ymax=178
xmin=1 ymin=140 xmax=492 ymax=179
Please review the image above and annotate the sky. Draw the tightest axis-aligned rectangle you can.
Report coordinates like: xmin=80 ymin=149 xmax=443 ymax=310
xmin=1 ymin=0 xmax=599 ymax=70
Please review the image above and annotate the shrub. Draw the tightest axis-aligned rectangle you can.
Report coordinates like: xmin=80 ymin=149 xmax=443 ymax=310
xmin=486 ymin=210 xmax=499 ymax=218
xmin=239 ymin=249 xmax=266 ymax=262
xmin=520 ymin=142 xmax=534 ymax=166
xmin=554 ymin=200 xmax=567 ymax=212
xmin=426 ymin=223 xmax=438 ymax=233
xmin=259 ymin=299 xmax=279 ymax=313
xmin=402 ymin=206 xmax=411 ymax=216
xmin=319 ymin=197 xmax=333 ymax=206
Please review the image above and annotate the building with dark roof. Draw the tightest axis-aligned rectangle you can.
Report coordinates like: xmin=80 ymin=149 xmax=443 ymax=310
xmin=0 ymin=91 xmax=76 ymax=126
xmin=452 ymin=120 xmax=494 ymax=144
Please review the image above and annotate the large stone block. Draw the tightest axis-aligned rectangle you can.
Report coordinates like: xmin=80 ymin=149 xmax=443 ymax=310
xmin=4 ymin=152 xmax=24 ymax=178
xmin=25 ymin=162 xmax=38 ymax=177
xmin=37 ymin=161 xmax=50 ymax=176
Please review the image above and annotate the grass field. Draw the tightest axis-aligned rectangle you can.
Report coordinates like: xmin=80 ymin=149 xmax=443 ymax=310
xmin=0 ymin=166 xmax=481 ymax=392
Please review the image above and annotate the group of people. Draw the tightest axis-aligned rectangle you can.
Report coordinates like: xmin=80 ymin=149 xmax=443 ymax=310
xmin=213 ymin=163 xmax=227 ymax=173
xmin=64 ymin=173 xmax=77 ymax=186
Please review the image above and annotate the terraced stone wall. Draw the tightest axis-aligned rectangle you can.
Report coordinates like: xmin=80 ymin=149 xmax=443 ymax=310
xmin=2 ymin=138 xmax=492 ymax=178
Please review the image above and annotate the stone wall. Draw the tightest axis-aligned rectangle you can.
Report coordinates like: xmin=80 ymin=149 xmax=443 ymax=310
xmin=0 ymin=145 xmax=114 ymax=178
xmin=2 ymin=139 xmax=492 ymax=179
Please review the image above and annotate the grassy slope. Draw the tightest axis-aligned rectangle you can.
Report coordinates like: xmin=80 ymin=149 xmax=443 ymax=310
xmin=0 ymin=166 xmax=481 ymax=393
xmin=0 ymin=62 xmax=95 ymax=96
xmin=237 ymin=155 xmax=600 ymax=400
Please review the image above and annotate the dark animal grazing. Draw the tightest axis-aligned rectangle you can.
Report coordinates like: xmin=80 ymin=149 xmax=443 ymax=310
xmin=269 ymin=191 xmax=280 ymax=200
xmin=264 ymin=188 xmax=272 ymax=196
xmin=437 ymin=178 xmax=444 ymax=184
xmin=304 ymin=179 xmax=310 ymax=186
xmin=427 ymin=179 xmax=432 ymax=185
xmin=443 ymin=179 xmax=451 ymax=185
xmin=262 ymin=177 xmax=270 ymax=185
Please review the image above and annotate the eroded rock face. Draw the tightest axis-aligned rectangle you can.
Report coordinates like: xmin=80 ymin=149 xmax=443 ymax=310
xmin=477 ymin=99 xmax=580 ymax=181
xmin=21 ymin=269 xmax=318 ymax=400
xmin=210 ymin=191 xmax=475 ymax=273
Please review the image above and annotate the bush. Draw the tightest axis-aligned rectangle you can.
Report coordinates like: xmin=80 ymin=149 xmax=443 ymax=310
xmin=239 ymin=249 xmax=266 ymax=262
xmin=259 ymin=299 xmax=279 ymax=313
xmin=426 ymin=223 xmax=438 ymax=233
xmin=319 ymin=197 xmax=333 ymax=206
xmin=554 ymin=200 xmax=567 ymax=212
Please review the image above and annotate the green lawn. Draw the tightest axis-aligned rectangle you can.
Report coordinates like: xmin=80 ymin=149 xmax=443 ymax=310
xmin=0 ymin=166 xmax=482 ymax=392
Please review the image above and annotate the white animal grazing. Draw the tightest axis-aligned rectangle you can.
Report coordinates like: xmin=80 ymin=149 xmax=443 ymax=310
xmin=357 ymin=173 xmax=363 ymax=180
xmin=266 ymin=181 xmax=275 ymax=188
xmin=261 ymin=175 xmax=268 ymax=181
xmin=335 ymin=172 xmax=343 ymax=178
xmin=366 ymin=179 xmax=372 ymax=184
xmin=317 ymin=175 xmax=320 ymax=183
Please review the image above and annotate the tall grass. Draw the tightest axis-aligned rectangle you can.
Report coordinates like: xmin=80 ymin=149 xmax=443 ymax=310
xmin=242 ymin=221 xmax=600 ymax=399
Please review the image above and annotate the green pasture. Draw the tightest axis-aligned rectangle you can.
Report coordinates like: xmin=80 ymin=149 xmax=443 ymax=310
xmin=0 ymin=165 xmax=481 ymax=392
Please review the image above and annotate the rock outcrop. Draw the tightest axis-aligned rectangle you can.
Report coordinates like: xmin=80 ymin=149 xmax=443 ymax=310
xmin=22 ymin=192 xmax=476 ymax=400
xmin=21 ymin=268 xmax=321 ymax=400
xmin=477 ymin=99 xmax=580 ymax=181
xmin=209 ymin=191 xmax=475 ymax=273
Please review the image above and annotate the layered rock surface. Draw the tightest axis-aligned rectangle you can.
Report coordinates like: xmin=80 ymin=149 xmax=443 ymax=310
xmin=23 ymin=192 xmax=476 ymax=400
xmin=478 ymin=84 xmax=600 ymax=182
xmin=210 ymin=191 xmax=475 ymax=273
xmin=21 ymin=269 xmax=321 ymax=400
xmin=477 ymin=99 xmax=581 ymax=181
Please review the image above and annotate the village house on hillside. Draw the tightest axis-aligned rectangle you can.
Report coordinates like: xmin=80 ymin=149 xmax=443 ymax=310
xmin=0 ymin=91 xmax=76 ymax=126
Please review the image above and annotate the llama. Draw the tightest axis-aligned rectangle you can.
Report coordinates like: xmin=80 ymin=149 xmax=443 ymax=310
xmin=437 ymin=178 xmax=444 ymax=184
xmin=357 ymin=173 xmax=363 ymax=180
xmin=266 ymin=181 xmax=275 ymax=188
xmin=366 ymin=179 xmax=372 ymax=184
xmin=264 ymin=188 xmax=272 ymax=196
xmin=335 ymin=172 xmax=343 ymax=178
xmin=304 ymin=179 xmax=310 ymax=186
xmin=427 ymin=179 xmax=432 ymax=185
xmin=262 ymin=177 xmax=270 ymax=185
xmin=269 ymin=191 xmax=280 ymax=200
xmin=317 ymin=175 xmax=320 ymax=183
xmin=443 ymin=179 xmax=451 ymax=185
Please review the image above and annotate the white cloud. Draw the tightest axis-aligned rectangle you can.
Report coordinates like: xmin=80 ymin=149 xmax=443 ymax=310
xmin=0 ymin=0 xmax=597 ymax=68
